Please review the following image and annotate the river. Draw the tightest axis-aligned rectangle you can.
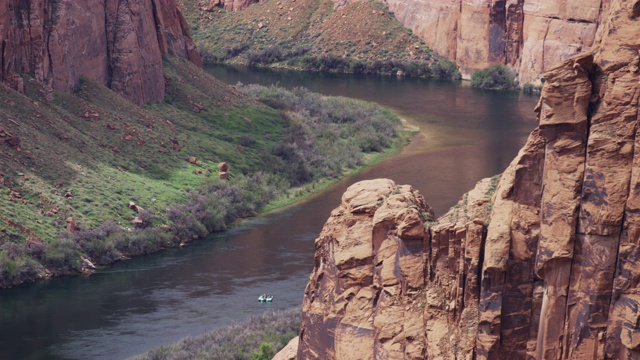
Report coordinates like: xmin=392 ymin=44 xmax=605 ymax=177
xmin=0 ymin=66 xmax=539 ymax=360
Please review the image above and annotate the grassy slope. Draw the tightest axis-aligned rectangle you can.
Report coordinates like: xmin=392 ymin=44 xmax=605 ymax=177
xmin=0 ymin=57 xmax=282 ymax=244
xmin=178 ymin=0 xmax=459 ymax=77
xmin=0 ymin=56 xmax=408 ymax=286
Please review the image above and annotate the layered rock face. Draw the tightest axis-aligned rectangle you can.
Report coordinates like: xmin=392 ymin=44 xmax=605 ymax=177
xmin=0 ymin=0 xmax=202 ymax=105
xmin=295 ymin=177 xmax=496 ymax=359
xmin=298 ymin=179 xmax=435 ymax=359
xmin=375 ymin=0 xmax=607 ymax=83
xmin=289 ymin=0 xmax=640 ymax=358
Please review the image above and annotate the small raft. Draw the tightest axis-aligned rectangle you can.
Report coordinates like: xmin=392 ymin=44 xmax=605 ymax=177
xmin=258 ymin=295 xmax=273 ymax=302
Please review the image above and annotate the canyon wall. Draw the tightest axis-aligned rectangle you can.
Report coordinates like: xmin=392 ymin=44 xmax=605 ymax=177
xmin=0 ymin=0 xmax=202 ymax=105
xmin=290 ymin=0 xmax=640 ymax=358
xmin=376 ymin=0 xmax=608 ymax=84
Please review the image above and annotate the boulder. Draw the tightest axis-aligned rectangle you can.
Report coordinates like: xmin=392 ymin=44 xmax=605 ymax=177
xmin=128 ymin=202 xmax=144 ymax=213
xmin=66 ymin=217 xmax=80 ymax=233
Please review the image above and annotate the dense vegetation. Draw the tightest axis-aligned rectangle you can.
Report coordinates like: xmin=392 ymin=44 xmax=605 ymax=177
xmin=0 ymin=58 xmax=404 ymax=287
xmin=236 ymin=83 xmax=402 ymax=184
xmin=177 ymin=0 xmax=460 ymax=79
xmin=134 ymin=308 xmax=300 ymax=360
xmin=522 ymin=83 xmax=543 ymax=95
xmin=470 ymin=64 xmax=519 ymax=91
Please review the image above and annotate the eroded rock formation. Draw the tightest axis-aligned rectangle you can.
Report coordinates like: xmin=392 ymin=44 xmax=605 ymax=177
xmin=287 ymin=0 xmax=640 ymax=358
xmin=373 ymin=0 xmax=608 ymax=83
xmin=298 ymin=179 xmax=435 ymax=359
xmin=0 ymin=0 xmax=202 ymax=105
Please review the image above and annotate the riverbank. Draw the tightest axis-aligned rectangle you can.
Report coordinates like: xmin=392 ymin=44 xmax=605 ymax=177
xmin=0 ymin=71 xmax=409 ymax=289
xmin=178 ymin=0 xmax=460 ymax=80
xmin=133 ymin=307 xmax=300 ymax=360
xmin=261 ymin=126 xmax=415 ymax=213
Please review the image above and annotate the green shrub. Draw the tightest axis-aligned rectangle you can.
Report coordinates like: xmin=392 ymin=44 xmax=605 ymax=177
xmin=522 ymin=83 xmax=542 ymax=95
xmin=431 ymin=58 xmax=461 ymax=79
xmin=247 ymin=46 xmax=284 ymax=66
xmin=116 ymin=228 xmax=174 ymax=256
xmin=44 ymin=237 xmax=82 ymax=273
xmin=250 ymin=343 xmax=275 ymax=360
xmin=0 ymin=253 xmax=19 ymax=279
xmin=73 ymin=222 xmax=123 ymax=265
xmin=0 ymin=248 xmax=41 ymax=285
xmin=471 ymin=64 xmax=518 ymax=90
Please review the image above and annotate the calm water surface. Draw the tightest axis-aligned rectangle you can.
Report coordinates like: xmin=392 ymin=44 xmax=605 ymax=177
xmin=0 ymin=66 xmax=538 ymax=359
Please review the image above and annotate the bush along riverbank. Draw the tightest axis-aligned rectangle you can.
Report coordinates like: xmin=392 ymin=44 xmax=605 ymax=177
xmin=133 ymin=307 xmax=300 ymax=360
xmin=177 ymin=0 xmax=461 ymax=80
xmin=470 ymin=64 xmax=542 ymax=94
xmin=0 ymin=73 xmax=407 ymax=288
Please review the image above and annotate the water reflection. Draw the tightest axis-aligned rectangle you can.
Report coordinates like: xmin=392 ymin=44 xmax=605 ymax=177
xmin=0 ymin=66 xmax=539 ymax=360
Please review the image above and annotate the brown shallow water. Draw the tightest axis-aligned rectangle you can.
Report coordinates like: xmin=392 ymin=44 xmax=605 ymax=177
xmin=0 ymin=66 xmax=538 ymax=360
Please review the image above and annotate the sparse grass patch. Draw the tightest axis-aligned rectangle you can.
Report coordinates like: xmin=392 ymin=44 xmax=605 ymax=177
xmin=133 ymin=307 xmax=300 ymax=360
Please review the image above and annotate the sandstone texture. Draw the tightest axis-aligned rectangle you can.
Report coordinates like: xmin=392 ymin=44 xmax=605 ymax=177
xmin=375 ymin=0 xmax=608 ymax=83
xmin=274 ymin=336 xmax=300 ymax=360
xmin=297 ymin=179 xmax=435 ymax=359
xmin=285 ymin=0 xmax=640 ymax=358
xmin=0 ymin=0 xmax=202 ymax=105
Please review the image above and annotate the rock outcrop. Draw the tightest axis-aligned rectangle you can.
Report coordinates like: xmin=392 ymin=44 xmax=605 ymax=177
xmin=298 ymin=179 xmax=435 ymax=359
xmin=274 ymin=336 xmax=299 ymax=360
xmin=0 ymin=0 xmax=202 ymax=105
xmin=295 ymin=177 xmax=496 ymax=359
xmin=285 ymin=0 xmax=640 ymax=358
xmin=373 ymin=0 xmax=608 ymax=83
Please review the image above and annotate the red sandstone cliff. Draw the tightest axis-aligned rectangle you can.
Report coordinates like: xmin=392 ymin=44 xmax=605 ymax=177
xmin=286 ymin=0 xmax=640 ymax=358
xmin=298 ymin=179 xmax=435 ymax=359
xmin=371 ymin=0 xmax=608 ymax=84
xmin=0 ymin=0 xmax=202 ymax=105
